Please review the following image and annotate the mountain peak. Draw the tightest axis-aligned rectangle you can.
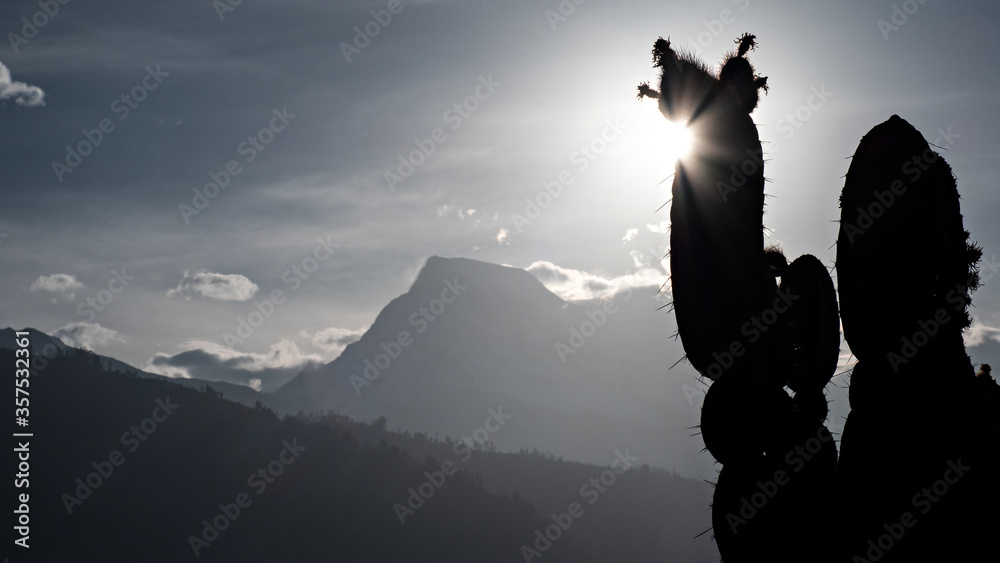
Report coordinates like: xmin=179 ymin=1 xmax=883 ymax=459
xmin=408 ymin=255 xmax=565 ymax=309
xmin=415 ymin=255 xmax=537 ymax=286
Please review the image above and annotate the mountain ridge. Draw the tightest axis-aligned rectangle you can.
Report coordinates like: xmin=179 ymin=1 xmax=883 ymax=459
xmin=273 ymin=255 xmax=709 ymax=475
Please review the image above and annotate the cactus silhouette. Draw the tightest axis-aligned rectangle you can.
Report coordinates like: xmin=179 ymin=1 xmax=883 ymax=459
xmin=638 ymin=35 xmax=999 ymax=562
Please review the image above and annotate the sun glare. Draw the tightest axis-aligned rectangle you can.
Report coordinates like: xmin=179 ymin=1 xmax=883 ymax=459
xmin=662 ymin=119 xmax=694 ymax=162
xmin=632 ymin=102 xmax=694 ymax=181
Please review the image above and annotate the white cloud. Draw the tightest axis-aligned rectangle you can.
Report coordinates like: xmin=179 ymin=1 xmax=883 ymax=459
xmin=0 ymin=60 xmax=45 ymax=107
xmin=646 ymin=221 xmax=669 ymax=234
xmin=53 ymin=322 xmax=125 ymax=349
xmin=305 ymin=326 xmax=366 ymax=355
xmin=526 ymin=261 xmax=666 ymax=301
xmin=30 ymin=273 xmax=83 ymax=300
xmin=167 ymin=271 xmax=258 ymax=301
xmin=629 ymin=250 xmax=647 ymax=268
xmin=964 ymin=318 xmax=1000 ymax=347
xmin=144 ymin=339 xmax=323 ymax=392
xmin=623 ymin=228 xmax=638 ymax=242
xmin=496 ymin=228 xmax=509 ymax=244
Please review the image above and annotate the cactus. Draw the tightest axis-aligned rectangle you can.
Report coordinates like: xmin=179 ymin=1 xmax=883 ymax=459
xmin=836 ymin=114 xmax=996 ymax=561
xmin=637 ymin=35 xmax=999 ymax=562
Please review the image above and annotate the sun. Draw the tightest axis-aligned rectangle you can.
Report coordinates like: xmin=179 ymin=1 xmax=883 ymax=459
xmin=632 ymin=102 xmax=694 ymax=180
xmin=660 ymin=119 xmax=694 ymax=162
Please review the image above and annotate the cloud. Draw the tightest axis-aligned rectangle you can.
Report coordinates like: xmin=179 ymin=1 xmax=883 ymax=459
xmin=646 ymin=221 xmax=669 ymax=234
xmin=144 ymin=339 xmax=323 ymax=393
xmin=623 ymin=228 xmax=638 ymax=242
xmin=526 ymin=261 xmax=666 ymax=301
xmin=304 ymin=326 xmax=366 ymax=355
xmin=53 ymin=322 xmax=126 ymax=349
xmin=30 ymin=274 xmax=83 ymax=300
xmin=167 ymin=271 xmax=258 ymax=301
xmin=0 ymin=61 xmax=45 ymax=107
xmin=964 ymin=318 xmax=1000 ymax=348
xmin=496 ymin=228 xmax=509 ymax=244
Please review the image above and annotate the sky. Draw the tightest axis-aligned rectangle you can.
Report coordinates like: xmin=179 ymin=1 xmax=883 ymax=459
xmin=2 ymin=0 xmax=1000 ymax=391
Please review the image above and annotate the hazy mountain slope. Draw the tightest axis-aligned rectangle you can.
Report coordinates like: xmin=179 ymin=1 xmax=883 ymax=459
xmin=275 ymin=256 xmax=710 ymax=475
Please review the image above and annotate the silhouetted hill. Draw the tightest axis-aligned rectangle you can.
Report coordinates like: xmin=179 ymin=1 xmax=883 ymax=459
xmin=0 ymin=342 xmax=596 ymax=562
xmin=316 ymin=414 xmax=717 ymax=563
xmin=1 ymin=330 xmax=716 ymax=562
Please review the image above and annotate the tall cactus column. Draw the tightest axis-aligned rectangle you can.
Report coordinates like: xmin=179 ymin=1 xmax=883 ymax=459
xmin=837 ymin=115 xmax=997 ymax=562
xmin=638 ymin=35 xmax=841 ymax=562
